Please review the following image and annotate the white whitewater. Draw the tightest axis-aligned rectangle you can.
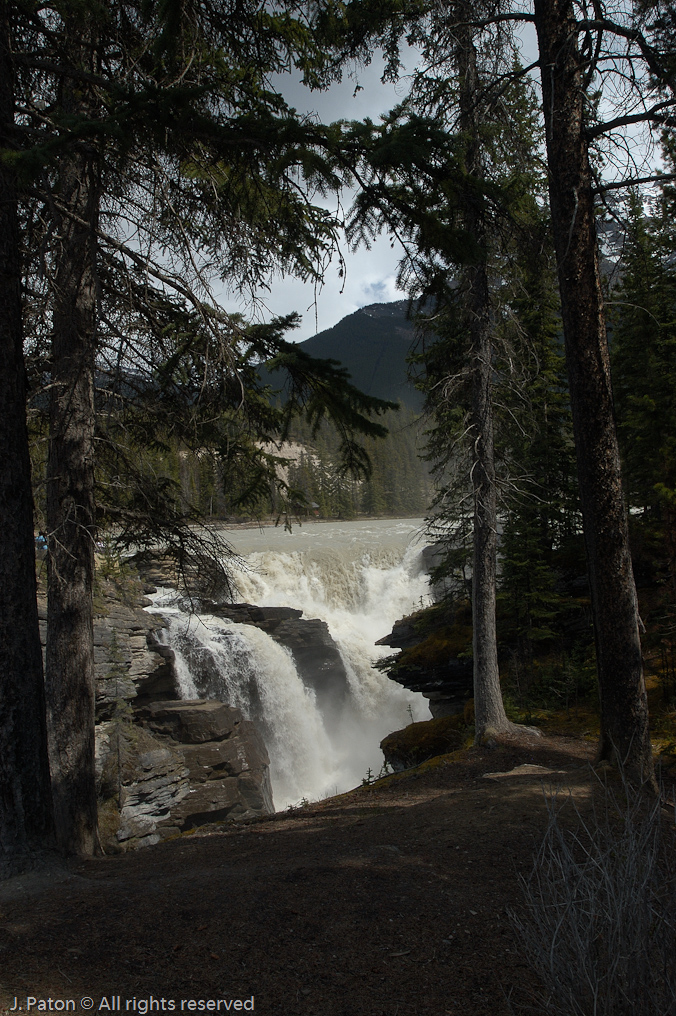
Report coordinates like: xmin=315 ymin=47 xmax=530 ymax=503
xmin=150 ymin=519 xmax=432 ymax=809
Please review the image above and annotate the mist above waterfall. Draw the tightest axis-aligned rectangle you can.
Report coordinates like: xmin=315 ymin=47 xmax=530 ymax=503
xmin=150 ymin=519 xmax=431 ymax=808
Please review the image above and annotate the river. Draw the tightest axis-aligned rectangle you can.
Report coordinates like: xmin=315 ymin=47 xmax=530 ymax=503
xmin=150 ymin=518 xmax=433 ymax=808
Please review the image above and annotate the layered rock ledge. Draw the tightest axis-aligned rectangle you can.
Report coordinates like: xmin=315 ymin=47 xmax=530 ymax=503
xmin=97 ymin=700 xmax=273 ymax=849
xmin=376 ymin=609 xmax=473 ymax=718
xmin=204 ymin=602 xmax=350 ymax=715
xmin=38 ymin=577 xmax=275 ymax=850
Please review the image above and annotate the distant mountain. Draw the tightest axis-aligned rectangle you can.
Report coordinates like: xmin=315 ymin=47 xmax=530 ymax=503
xmin=265 ymin=226 xmax=626 ymax=412
xmin=297 ymin=300 xmax=422 ymax=410
xmin=258 ymin=300 xmax=422 ymax=408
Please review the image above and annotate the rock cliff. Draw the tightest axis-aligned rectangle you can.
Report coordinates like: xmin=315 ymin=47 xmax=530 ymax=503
xmin=375 ymin=602 xmax=474 ymax=718
xmin=38 ymin=589 xmax=177 ymax=720
xmin=38 ymin=575 xmax=275 ymax=850
xmin=96 ymin=700 xmax=273 ymax=850
xmin=205 ymin=602 xmax=350 ymax=717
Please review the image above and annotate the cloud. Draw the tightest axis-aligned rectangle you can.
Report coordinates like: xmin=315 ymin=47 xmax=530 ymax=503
xmin=212 ymin=29 xmax=545 ymax=342
xmin=216 ymin=55 xmax=414 ymax=341
xmin=361 ymin=276 xmax=402 ymax=304
xmin=221 ymin=233 xmax=406 ymax=341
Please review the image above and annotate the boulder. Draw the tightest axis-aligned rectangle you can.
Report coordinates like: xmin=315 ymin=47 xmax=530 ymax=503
xmin=380 ymin=716 xmax=465 ymax=771
xmin=137 ymin=699 xmax=243 ymax=743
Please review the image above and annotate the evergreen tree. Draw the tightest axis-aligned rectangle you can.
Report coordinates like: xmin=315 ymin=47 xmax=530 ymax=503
xmin=612 ymin=187 xmax=676 ymax=594
xmin=44 ymin=9 xmax=101 ymax=856
xmin=0 ymin=0 xmax=54 ymax=866
xmin=347 ymin=12 xmax=548 ymax=739
xmin=282 ymin=405 xmax=430 ymax=519
xmin=11 ymin=0 xmax=383 ymax=854
xmin=612 ymin=194 xmax=676 ymax=517
xmin=531 ymin=0 xmax=662 ymax=782
xmin=336 ymin=0 xmax=676 ymax=780
xmin=497 ymin=217 xmax=583 ymax=680
xmin=91 ymin=308 xmax=395 ymax=537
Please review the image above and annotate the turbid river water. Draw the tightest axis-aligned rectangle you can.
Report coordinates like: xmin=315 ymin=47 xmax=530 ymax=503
xmin=150 ymin=518 xmax=433 ymax=808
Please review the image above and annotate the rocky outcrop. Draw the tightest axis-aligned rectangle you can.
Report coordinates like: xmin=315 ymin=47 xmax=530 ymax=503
xmin=139 ymin=701 xmax=274 ymax=827
xmin=380 ymin=716 xmax=464 ymax=771
xmin=96 ymin=700 xmax=273 ymax=851
xmin=206 ymin=603 xmax=304 ymax=632
xmin=273 ymin=617 xmax=349 ymax=714
xmin=206 ymin=602 xmax=350 ymax=715
xmin=376 ymin=606 xmax=473 ymax=718
xmin=96 ymin=724 xmax=190 ymax=850
xmin=138 ymin=699 xmax=242 ymax=743
xmin=40 ymin=574 xmax=275 ymax=850
xmin=95 ymin=606 xmax=179 ymax=716
xmin=378 ymin=617 xmax=420 ymax=651
xmin=132 ymin=551 xmax=231 ymax=601
xmin=38 ymin=587 xmax=177 ymax=722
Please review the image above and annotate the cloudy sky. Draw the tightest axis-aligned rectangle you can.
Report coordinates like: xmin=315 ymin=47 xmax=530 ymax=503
xmin=224 ymin=29 xmax=540 ymax=342
xmin=219 ymin=19 xmax=659 ymax=343
xmin=223 ymin=53 xmax=414 ymax=341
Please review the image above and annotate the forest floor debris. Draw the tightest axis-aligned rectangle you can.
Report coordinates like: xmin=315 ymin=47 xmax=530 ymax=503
xmin=0 ymin=733 xmax=659 ymax=1016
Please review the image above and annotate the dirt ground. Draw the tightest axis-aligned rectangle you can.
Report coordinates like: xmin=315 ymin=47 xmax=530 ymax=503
xmin=0 ymin=734 xmax=607 ymax=1016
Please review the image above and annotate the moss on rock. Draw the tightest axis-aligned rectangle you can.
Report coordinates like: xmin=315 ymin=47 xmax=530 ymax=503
xmin=380 ymin=715 xmax=465 ymax=770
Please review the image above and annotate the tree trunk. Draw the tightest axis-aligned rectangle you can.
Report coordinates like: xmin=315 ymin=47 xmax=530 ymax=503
xmin=457 ymin=20 xmax=514 ymax=741
xmin=534 ymin=0 xmax=654 ymax=783
xmin=45 ymin=26 xmax=101 ymax=854
xmin=0 ymin=0 xmax=55 ymax=866
xmin=468 ymin=261 xmax=511 ymax=738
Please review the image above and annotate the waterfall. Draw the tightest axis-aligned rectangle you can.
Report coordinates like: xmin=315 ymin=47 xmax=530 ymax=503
xmin=149 ymin=519 xmax=431 ymax=809
xmin=230 ymin=542 xmax=430 ymax=716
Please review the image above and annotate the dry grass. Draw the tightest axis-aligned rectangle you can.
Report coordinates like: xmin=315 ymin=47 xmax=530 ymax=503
xmin=512 ymin=776 xmax=676 ymax=1015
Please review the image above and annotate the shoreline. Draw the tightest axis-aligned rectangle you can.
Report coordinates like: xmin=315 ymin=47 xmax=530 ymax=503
xmin=208 ymin=513 xmax=426 ymax=532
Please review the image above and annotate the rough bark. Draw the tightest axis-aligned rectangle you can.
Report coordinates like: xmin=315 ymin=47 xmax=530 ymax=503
xmin=45 ymin=25 xmax=101 ymax=854
xmin=468 ymin=261 xmax=511 ymax=739
xmin=0 ymin=0 xmax=55 ymax=863
xmin=534 ymin=0 xmax=654 ymax=783
xmin=458 ymin=21 xmax=514 ymax=740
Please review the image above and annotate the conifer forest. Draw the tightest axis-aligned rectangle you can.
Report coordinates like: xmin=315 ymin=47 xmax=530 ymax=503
xmin=1 ymin=0 xmax=676 ymax=877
